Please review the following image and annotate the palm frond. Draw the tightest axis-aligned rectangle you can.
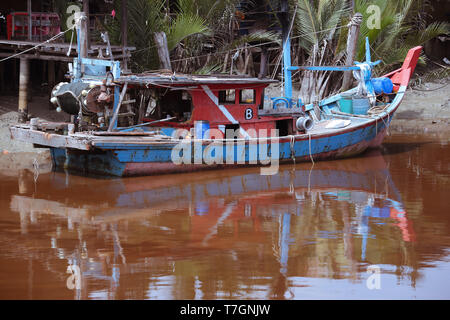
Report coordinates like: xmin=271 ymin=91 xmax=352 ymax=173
xmin=166 ymin=13 xmax=210 ymax=51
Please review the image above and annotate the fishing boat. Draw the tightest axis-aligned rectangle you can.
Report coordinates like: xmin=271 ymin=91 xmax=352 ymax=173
xmin=9 ymin=18 xmax=422 ymax=177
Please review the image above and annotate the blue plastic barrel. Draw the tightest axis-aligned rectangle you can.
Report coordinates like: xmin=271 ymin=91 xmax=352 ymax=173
xmin=338 ymin=92 xmax=353 ymax=113
xmin=372 ymin=77 xmax=393 ymax=94
xmin=352 ymin=96 xmax=370 ymax=115
xmin=194 ymin=120 xmax=210 ymax=139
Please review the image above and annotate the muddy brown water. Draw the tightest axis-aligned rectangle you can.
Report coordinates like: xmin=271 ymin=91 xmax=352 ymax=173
xmin=0 ymin=134 xmax=448 ymax=300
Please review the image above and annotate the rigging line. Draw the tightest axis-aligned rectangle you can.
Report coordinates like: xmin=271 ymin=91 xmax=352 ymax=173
xmin=308 ymin=132 xmax=315 ymax=164
xmin=290 ymin=135 xmax=296 ymax=164
xmin=131 ymin=44 xmax=159 ymax=55
xmin=0 ymin=26 xmax=75 ymax=63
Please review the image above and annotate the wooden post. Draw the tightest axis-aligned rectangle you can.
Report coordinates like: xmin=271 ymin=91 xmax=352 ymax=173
xmin=18 ymin=58 xmax=30 ymax=123
xmin=121 ymin=0 xmax=128 ymax=71
xmin=153 ymin=32 xmax=172 ymax=71
xmin=75 ymin=12 xmax=88 ymax=59
xmin=247 ymin=49 xmax=255 ymax=77
xmin=27 ymin=0 xmax=32 ymax=41
xmin=258 ymin=46 xmax=268 ymax=79
xmin=341 ymin=13 xmax=363 ymax=91
xmin=83 ymin=0 xmax=90 ymax=52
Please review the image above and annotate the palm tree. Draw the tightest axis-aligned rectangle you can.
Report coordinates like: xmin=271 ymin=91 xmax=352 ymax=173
xmin=293 ymin=0 xmax=350 ymax=104
xmin=354 ymin=0 xmax=450 ymax=75
xmin=101 ymin=0 xmax=210 ymax=72
xmin=101 ymin=0 xmax=279 ymax=74
xmin=290 ymin=0 xmax=448 ymax=103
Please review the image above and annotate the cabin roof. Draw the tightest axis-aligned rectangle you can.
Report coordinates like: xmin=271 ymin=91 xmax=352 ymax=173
xmin=115 ymin=72 xmax=278 ymax=87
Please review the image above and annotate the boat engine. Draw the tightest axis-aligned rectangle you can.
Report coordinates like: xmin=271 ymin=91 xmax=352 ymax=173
xmin=50 ymin=80 xmax=114 ymax=128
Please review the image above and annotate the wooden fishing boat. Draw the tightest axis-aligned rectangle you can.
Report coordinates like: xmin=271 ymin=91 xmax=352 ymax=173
xmin=9 ymin=20 xmax=422 ymax=177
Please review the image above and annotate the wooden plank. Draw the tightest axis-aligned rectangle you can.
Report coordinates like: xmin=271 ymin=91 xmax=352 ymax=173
xmin=258 ymin=107 xmax=304 ymax=116
xmin=10 ymin=126 xmax=91 ymax=150
xmin=0 ymin=40 xmax=135 ymax=52
xmin=0 ymin=52 xmax=73 ymax=62
xmin=92 ymin=131 xmax=153 ymax=136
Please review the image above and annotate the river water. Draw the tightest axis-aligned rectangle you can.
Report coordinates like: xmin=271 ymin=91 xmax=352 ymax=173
xmin=0 ymin=133 xmax=448 ymax=300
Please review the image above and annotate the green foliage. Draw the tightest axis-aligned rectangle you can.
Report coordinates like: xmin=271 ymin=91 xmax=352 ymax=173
xmin=290 ymin=0 xmax=449 ymax=101
xmin=295 ymin=0 xmax=349 ymax=54
xmin=355 ymin=0 xmax=450 ymax=74
xmin=97 ymin=0 xmax=278 ymax=73
xmin=293 ymin=0 xmax=350 ymax=103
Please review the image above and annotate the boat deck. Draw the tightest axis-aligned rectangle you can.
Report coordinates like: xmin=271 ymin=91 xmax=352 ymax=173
xmin=10 ymin=111 xmax=381 ymax=152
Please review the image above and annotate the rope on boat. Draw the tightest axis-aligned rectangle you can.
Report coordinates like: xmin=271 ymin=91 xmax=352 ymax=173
xmin=33 ymin=158 xmax=39 ymax=181
xmin=308 ymin=133 xmax=314 ymax=164
xmin=290 ymin=135 xmax=296 ymax=164
xmin=387 ymin=113 xmax=390 ymax=136
xmin=367 ymin=103 xmax=390 ymax=116
xmin=66 ymin=26 xmax=75 ymax=56
xmin=307 ymin=162 xmax=314 ymax=193
xmin=375 ymin=117 xmax=378 ymax=136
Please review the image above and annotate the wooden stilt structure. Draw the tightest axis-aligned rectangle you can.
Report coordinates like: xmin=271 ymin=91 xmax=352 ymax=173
xmin=18 ymin=58 xmax=30 ymax=123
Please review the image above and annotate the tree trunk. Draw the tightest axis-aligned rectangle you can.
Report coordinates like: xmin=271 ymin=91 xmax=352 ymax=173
xmin=154 ymin=32 xmax=172 ymax=71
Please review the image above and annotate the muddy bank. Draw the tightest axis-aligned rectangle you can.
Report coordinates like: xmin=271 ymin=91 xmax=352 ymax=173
xmin=389 ymin=78 xmax=449 ymax=137
xmin=0 ymin=151 xmax=52 ymax=177
xmin=0 ymin=95 xmax=67 ymax=174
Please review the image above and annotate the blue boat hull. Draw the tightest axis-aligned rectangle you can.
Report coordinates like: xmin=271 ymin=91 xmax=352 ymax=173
xmin=50 ymin=113 xmax=392 ymax=177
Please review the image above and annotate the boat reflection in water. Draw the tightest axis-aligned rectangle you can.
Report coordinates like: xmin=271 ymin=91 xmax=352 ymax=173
xmin=9 ymin=149 xmax=416 ymax=299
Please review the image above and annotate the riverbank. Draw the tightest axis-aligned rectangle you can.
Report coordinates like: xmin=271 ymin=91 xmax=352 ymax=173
xmin=389 ymin=78 xmax=449 ymax=140
xmin=0 ymin=77 xmax=448 ymax=173
xmin=0 ymin=95 xmax=67 ymax=175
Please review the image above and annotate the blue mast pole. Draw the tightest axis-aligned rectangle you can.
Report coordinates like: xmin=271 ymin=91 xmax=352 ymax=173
xmin=283 ymin=34 xmax=293 ymax=105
